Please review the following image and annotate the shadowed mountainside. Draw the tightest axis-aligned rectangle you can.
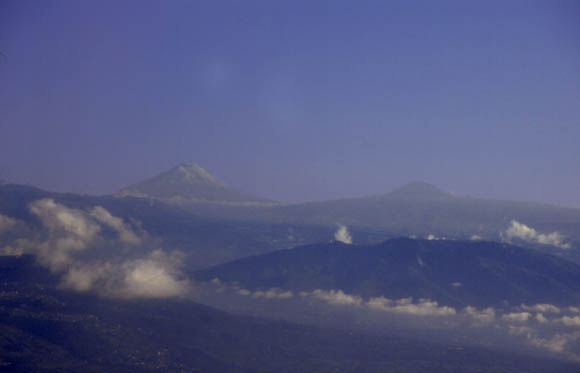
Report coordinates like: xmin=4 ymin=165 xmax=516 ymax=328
xmin=1 ymin=255 xmax=578 ymax=373
xmin=195 ymin=238 xmax=580 ymax=308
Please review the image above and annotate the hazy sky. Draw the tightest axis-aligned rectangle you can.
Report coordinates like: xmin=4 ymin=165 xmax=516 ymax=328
xmin=1 ymin=1 xmax=579 ymax=206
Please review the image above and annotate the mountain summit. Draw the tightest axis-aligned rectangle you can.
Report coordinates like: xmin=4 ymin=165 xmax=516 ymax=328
xmin=120 ymin=163 xmax=265 ymax=203
xmin=385 ymin=181 xmax=452 ymax=200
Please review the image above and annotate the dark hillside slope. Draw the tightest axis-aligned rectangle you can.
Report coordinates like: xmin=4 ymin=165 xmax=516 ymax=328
xmin=195 ymin=238 xmax=580 ymax=308
xmin=1 ymin=256 xmax=576 ymax=372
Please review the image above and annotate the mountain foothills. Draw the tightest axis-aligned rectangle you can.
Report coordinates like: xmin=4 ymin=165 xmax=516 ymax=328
xmin=1 ymin=163 xmax=580 ymax=371
xmin=3 ymin=256 xmax=578 ymax=372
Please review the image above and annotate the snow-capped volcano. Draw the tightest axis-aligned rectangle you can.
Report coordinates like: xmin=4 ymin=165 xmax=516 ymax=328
xmin=120 ymin=163 xmax=265 ymax=203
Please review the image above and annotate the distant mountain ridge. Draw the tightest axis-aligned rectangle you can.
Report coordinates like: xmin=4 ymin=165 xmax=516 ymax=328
xmin=120 ymin=163 xmax=268 ymax=204
xmin=380 ymin=181 xmax=453 ymax=200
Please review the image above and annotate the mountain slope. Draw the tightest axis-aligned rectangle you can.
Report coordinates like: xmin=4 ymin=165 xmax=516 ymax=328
xmin=120 ymin=163 xmax=267 ymax=203
xmin=195 ymin=238 xmax=580 ymax=308
xmin=3 ymin=256 xmax=576 ymax=372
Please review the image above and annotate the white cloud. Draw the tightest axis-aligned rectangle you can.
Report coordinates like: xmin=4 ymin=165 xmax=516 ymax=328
xmin=502 ymin=312 xmax=531 ymax=322
xmin=252 ymin=288 xmax=293 ymax=299
xmin=521 ymin=303 xmax=560 ymax=314
xmin=416 ymin=256 xmax=425 ymax=267
xmin=503 ymin=220 xmax=570 ymax=249
xmin=208 ymin=281 xmax=295 ymax=300
xmin=30 ymin=199 xmax=100 ymax=242
xmin=535 ymin=313 xmax=548 ymax=323
xmin=311 ymin=289 xmax=362 ymax=306
xmin=507 ymin=325 xmax=533 ymax=336
xmin=368 ymin=296 xmax=456 ymax=316
xmin=61 ymin=262 xmax=112 ymax=292
xmin=529 ymin=332 xmax=580 ymax=356
xmin=556 ymin=316 xmax=580 ymax=327
xmin=57 ymin=249 xmax=190 ymax=298
xmin=451 ymin=282 xmax=462 ymax=287
xmin=334 ymin=225 xmax=352 ymax=244
xmin=464 ymin=306 xmax=495 ymax=324
xmin=470 ymin=234 xmax=482 ymax=241
xmin=426 ymin=234 xmax=447 ymax=241
xmin=3 ymin=199 xmax=189 ymax=299
xmin=0 ymin=213 xmax=18 ymax=232
xmin=117 ymin=250 xmax=190 ymax=298
xmin=569 ymin=306 xmax=580 ymax=313
xmin=0 ymin=245 xmax=24 ymax=256
xmin=507 ymin=323 xmax=580 ymax=359
xmin=26 ymin=199 xmax=102 ymax=271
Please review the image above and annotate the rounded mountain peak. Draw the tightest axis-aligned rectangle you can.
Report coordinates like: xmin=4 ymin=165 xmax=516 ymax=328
xmin=387 ymin=181 xmax=451 ymax=200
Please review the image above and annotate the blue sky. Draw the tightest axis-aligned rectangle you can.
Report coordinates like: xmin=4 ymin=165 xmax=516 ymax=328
xmin=1 ymin=1 xmax=579 ymax=206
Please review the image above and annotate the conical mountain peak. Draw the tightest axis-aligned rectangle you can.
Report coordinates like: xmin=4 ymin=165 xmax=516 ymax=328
xmin=172 ymin=163 xmax=224 ymax=187
xmin=120 ymin=163 xmax=265 ymax=203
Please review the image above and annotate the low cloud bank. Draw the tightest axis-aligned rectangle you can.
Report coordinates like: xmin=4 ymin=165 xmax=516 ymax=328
xmin=503 ymin=312 xmax=532 ymax=322
xmin=206 ymin=280 xmax=580 ymax=361
xmin=426 ymin=234 xmax=447 ymax=241
xmin=334 ymin=225 xmax=352 ymax=244
xmin=310 ymin=289 xmax=362 ymax=306
xmin=522 ymin=303 xmax=561 ymax=314
xmin=464 ymin=306 xmax=495 ymax=324
xmin=502 ymin=220 xmax=570 ymax=249
xmin=222 ymin=282 xmax=295 ymax=299
xmin=0 ymin=199 xmax=190 ymax=298
xmin=368 ymin=296 xmax=456 ymax=316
